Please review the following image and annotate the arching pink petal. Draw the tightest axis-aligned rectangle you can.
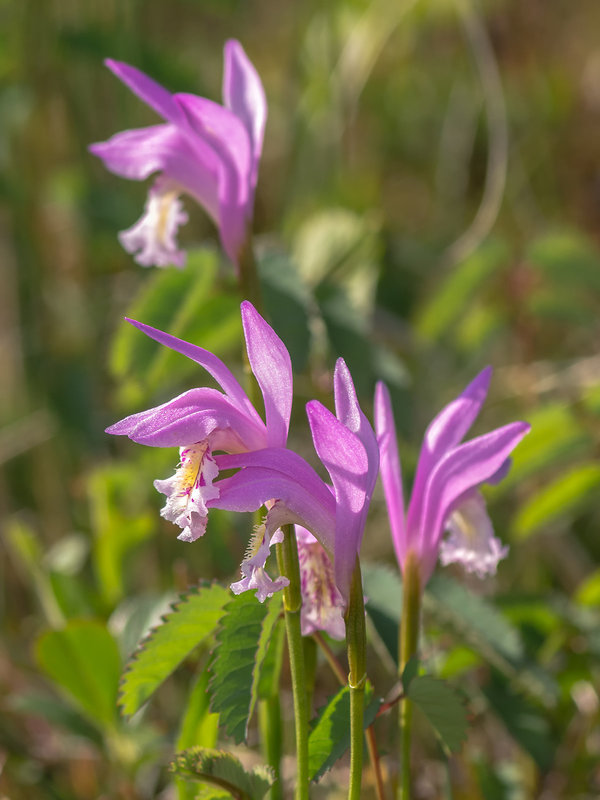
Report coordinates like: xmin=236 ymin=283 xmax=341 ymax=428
xmin=123 ymin=319 xmax=260 ymax=421
xmin=105 ymin=59 xmax=187 ymax=125
xmin=106 ymin=387 xmax=266 ymax=449
xmin=223 ymin=40 xmax=267 ymax=188
xmin=334 ymin=359 xmax=379 ymax=487
xmin=406 ymin=367 xmax=493 ymax=549
xmin=374 ymin=381 xmax=407 ymax=566
xmin=418 ymin=421 xmax=530 ymax=583
xmin=175 ymin=94 xmax=252 ymax=263
xmin=89 ymin=125 xmax=220 ymax=223
xmin=240 ymin=302 xmax=292 ymax=447
xmin=211 ymin=466 xmax=335 ymax=553
xmin=307 ymin=400 xmax=376 ymax=604
xmin=216 ymin=448 xmax=331 ymax=510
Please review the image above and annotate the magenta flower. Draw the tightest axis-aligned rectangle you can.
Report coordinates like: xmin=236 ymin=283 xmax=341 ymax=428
xmin=296 ymin=526 xmax=345 ymax=640
xmin=306 ymin=359 xmax=380 ymax=603
xmin=90 ymin=40 xmax=266 ymax=268
xmin=375 ymin=368 xmax=530 ymax=587
xmin=106 ymin=301 xmax=291 ymax=549
xmin=212 ymin=358 xmax=379 ymax=607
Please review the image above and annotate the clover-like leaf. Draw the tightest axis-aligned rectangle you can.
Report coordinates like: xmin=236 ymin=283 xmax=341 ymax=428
xmin=208 ymin=592 xmax=282 ymax=744
xmin=407 ymin=675 xmax=468 ymax=754
xmin=119 ymin=582 xmax=229 ymax=717
xmin=170 ymin=747 xmax=274 ymax=799
xmin=308 ymin=683 xmax=381 ymax=781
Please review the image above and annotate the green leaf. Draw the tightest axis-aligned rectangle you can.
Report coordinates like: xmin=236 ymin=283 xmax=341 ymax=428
xmin=119 ymin=583 xmax=229 ymax=717
xmin=483 ymin=674 xmax=556 ymax=770
xmin=425 ymin=574 xmax=557 ymax=703
xmin=35 ymin=620 xmax=121 ymax=729
xmin=501 ymin=404 xmax=590 ymax=489
xmin=293 ymin=208 xmax=379 ymax=315
xmin=194 ymin=789 xmax=231 ymax=800
xmin=257 ymin=617 xmax=285 ymax=700
xmin=209 ymin=592 xmax=282 ymax=743
xmin=109 ymin=249 xmax=242 ymax=406
xmin=401 ymin=657 xmax=419 ymax=690
xmin=177 ymin=669 xmax=219 ymax=751
xmin=527 ymin=229 xmax=600 ymax=293
xmin=316 ymin=283 xmax=373 ymax=396
xmin=258 ymin=250 xmax=312 ymax=372
xmin=5 ymin=517 xmax=64 ymax=628
xmin=513 ymin=462 xmax=600 ymax=538
xmin=417 ymin=239 xmax=509 ymax=340
xmin=170 ymin=747 xmax=274 ymax=799
xmin=308 ymin=684 xmax=381 ymax=781
xmin=407 ymin=676 xmax=468 ymax=753
xmin=363 ymin=564 xmax=403 ymax=663
xmin=88 ymin=464 xmax=156 ymax=607
xmin=8 ymin=691 xmax=103 ymax=745
xmin=576 ymin=568 xmax=600 ymax=607
xmin=426 ymin=574 xmax=523 ymax=662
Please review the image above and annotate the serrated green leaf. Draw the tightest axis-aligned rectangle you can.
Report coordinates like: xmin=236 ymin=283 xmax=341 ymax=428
xmin=407 ymin=675 xmax=468 ymax=753
xmin=426 ymin=574 xmax=523 ymax=662
xmin=119 ymin=583 xmax=229 ymax=717
xmin=308 ymin=684 xmax=381 ymax=781
xmin=170 ymin=747 xmax=274 ymax=799
xmin=35 ymin=620 xmax=121 ymax=729
xmin=194 ymin=789 xmax=231 ymax=800
xmin=257 ymin=618 xmax=285 ymax=700
xmin=513 ymin=462 xmax=600 ymax=538
xmin=209 ymin=593 xmax=282 ymax=743
xmin=425 ymin=574 xmax=558 ymax=703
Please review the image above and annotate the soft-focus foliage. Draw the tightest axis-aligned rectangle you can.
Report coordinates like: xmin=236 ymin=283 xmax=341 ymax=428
xmin=2 ymin=1 xmax=600 ymax=798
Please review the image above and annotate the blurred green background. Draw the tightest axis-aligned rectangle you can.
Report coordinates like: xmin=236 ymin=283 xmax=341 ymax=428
xmin=1 ymin=0 xmax=600 ymax=797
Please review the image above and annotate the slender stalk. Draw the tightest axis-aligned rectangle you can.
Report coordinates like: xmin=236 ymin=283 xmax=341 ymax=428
xmin=276 ymin=525 xmax=309 ymax=800
xmin=259 ymin=697 xmax=284 ymax=800
xmin=314 ymin=631 xmax=388 ymax=800
xmin=398 ymin=551 xmax=421 ymax=800
xmin=346 ymin=561 xmax=367 ymax=800
xmin=303 ymin=635 xmax=318 ymax=716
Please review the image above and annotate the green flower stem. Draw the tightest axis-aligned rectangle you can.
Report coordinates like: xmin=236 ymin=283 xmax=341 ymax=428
xmin=238 ymin=239 xmax=263 ymax=313
xmin=346 ymin=560 xmax=367 ymax=800
xmin=303 ymin=635 xmax=318 ymax=716
xmin=398 ymin=551 xmax=421 ymax=800
xmin=259 ymin=697 xmax=283 ymax=800
xmin=276 ymin=525 xmax=309 ymax=800
xmin=313 ymin=631 xmax=387 ymax=800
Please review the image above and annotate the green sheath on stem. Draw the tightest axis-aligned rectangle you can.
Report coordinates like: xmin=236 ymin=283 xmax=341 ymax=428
xmin=398 ymin=551 xmax=421 ymax=800
xmin=346 ymin=560 xmax=367 ymax=800
xmin=276 ymin=525 xmax=309 ymax=800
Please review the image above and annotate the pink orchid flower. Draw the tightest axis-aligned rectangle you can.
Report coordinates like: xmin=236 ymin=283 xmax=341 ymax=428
xmin=214 ymin=358 xmax=379 ymax=607
xmin=375 ymin=368 xmax=530 ymax=588
xmin=106 ymin=301 xmax=291 ymax=556
xmin=90 ymin=40 xmax=266 ymax=268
